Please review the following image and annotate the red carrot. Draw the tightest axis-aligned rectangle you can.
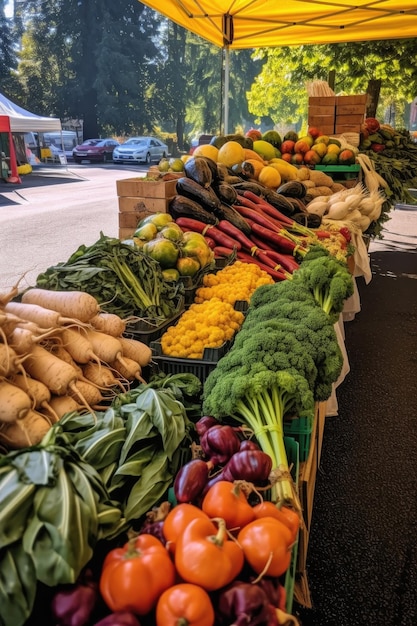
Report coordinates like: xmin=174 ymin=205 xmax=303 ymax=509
xmin=236 ymin=251 xmax=288 ymax=281
xmin=217 ymin=220 xmax=256 ymax=252
xmin=175 ymin=217 xmax=242 ymax=250
xmin=242 ymin=190 xmax=296 ymax=227
xmin=250 ymin=222 xmax=301 ymax=256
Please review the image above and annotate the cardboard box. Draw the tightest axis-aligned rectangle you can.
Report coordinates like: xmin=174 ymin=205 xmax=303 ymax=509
xmin=116 ymin=177 xmax=178 ymax=198
xmin=336 ymin=103 xmax=367 ymax=115
xmin=335 ymin=114 xmax=365 ymax=126
xmin=308 ymin=96 xmax=336 ymax=106
xmin=118 ymin=196 xmax=172 ymax=213
xmin=335 ymin=94 xmax=367 ymax=106
xmin=308 ymin=104 xmax=335 ymax=117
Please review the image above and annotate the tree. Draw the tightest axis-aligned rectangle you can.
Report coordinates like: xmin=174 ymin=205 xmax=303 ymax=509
xmin=14 ymin=0 xmax=161 ymax=137
xmin=0 ymin=0 xmax=17 ymax=91
xmin=247 ymin=40 xmax=417 ymax=130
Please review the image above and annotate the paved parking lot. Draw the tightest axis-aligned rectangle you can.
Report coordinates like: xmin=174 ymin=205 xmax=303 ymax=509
xmin=0 ymin=163 xmax=148 ymax=291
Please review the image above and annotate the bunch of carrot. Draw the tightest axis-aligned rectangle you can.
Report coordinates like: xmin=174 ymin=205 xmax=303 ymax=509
xmin=0 ymin=285 xmax=152 ymax=451
xmin=174 ymin=190 xmax=317 ymax=282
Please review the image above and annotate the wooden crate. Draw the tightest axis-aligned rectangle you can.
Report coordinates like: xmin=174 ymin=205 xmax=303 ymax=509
xmin=336 ymin=103 xmax=367 ymax=115
xmin=308 ymin=104 xmax=335 ymax=116
xmin=308 ymin=96 xmax=336 ymax=106
xmin=116 ymin=177 xmax=178 ymax=198
xmin=118 ymin=196 xmax=172 ymax=213
xmin=118 ymin=227 xmax=137 ymax=240
xmin=335 ymin=94 xmax=367 ymax=106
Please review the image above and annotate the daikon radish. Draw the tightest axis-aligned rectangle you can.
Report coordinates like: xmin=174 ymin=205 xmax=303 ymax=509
xmin=48 ymin=395 xmax=82 ymax=418
xmin=60 ymin=327 xmax=101 ymax=366
xmin=118 ymin=336 xmax=153 ymax=367
xmin=68 ymin=380 xmax=104 ymax=407
xmin=326 ymin=201 xmax=350 ymax=220
xmin=0 ymin=344 xmax=25 ymax=378
xmin=5 ymin=301 xmax=73 ymax=328
xmin=111 ymin=356 xmax=146 ymax=383
xmin=21 ymin=288 xmax=100 ymax=322
xmin=89 ymin=312 xmax=126 ymax=337
xmin=0 ymin=381 xmax=32 ymax=422
xmin=0 ymin=409 xmax=51 ymax=449
xmin=10 ymin=374 xmax=60 ymax=423
xmin=81 ymin=328 xmax=129 ymax=369
xmin=8 ymin=326 xmax=58 ymax=355
xmin=24 ymin=345 xmax=79 ymax=396
xmin=82 ymin=362 xmax=124 ymax=391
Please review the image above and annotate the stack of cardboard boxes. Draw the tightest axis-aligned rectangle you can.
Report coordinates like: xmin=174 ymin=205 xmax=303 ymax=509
xmin=116 ymin=177 xmax=177 ymax=240
xmin=308 ymin=94 xmax=367 ymax=135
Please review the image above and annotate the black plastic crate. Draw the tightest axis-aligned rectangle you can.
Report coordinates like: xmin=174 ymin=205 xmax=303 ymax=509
xmin=150 ymin=339 xmax=230 ymax=384
xmin=124 ymin=296 xmax=185 ymax=346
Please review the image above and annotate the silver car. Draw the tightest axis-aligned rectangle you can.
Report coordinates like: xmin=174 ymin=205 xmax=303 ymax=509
xmin=112 ymin=136 xmax=168 ymax=164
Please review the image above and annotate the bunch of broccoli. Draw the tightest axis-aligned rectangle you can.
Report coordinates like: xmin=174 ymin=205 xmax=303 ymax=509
xmin=291 ymin=250 xmax=354 ymax=323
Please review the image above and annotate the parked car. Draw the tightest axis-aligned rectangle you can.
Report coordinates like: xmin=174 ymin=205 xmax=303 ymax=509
xmin=72 ymin=138 xmax=120 ymax=163
xmin=112 ymin=136 xmax=168 ymax=164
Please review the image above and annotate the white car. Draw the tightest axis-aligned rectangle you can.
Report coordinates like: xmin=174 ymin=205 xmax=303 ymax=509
xmin=112 ymin=136 xmax=168 ymax=164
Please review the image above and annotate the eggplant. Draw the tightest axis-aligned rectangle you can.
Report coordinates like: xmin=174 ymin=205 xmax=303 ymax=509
xmin=213 ymin=182 xmax=238 ymax=205
xmin=176 ymin=176 xmax=221 ymax=211
xmin=169 ymin=195 xmax=218 ymax=225
xmin=173 ymin=459 xmax=210 ymax=502
xmin=213 ymin=202 xmax=252 ymax=236
xmin=293 ymin=211 xmax=322 ymax=228
xmin=231 ymin=180 xmax=266 ymax=196
xmin=184 ymin=156 xmax=213 ymax=187
xmin=276 ymin=180 xmax=307 ymax=199
xmin=260 ymin=188 xmax=297 ymax=214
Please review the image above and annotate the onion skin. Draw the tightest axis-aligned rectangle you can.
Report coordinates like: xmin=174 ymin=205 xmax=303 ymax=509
xmin=195 ymin=415 xmax=220 ymax=437
xmin=92 ymin=612 xmax=141 ymax=626
xmin=216 ymin=581 xmax=275 ymax=626
xmin=173 ymin=459 xmax=210 ymax=503
xmin=239 ymin=439 xmax=260 ymax=451
xmin=222 ymin=449 xmax=272 ymax=484
xmin=200 ymin=424 xmax=241 ymax=465
xmin=51 ymin=573 xmax=98 ymax=626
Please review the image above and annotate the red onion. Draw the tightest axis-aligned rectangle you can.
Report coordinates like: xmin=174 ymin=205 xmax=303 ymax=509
xmin=195 ymin=415 xmax=220 ymax=437
xmin=51 ymin=570 xmax=98 ymax=626
xmin=222 ymin=449 xmax=272 ymax=484
xmin=200 ymin=424 xmax=241 ymax=465
xmin=216 ymin=581 xmax=273 ymax=625
xmin=92 ymin=612 xmax=141 ymax=626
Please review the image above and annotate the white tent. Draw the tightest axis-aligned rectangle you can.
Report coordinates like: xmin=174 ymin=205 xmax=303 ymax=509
xmin=0 ymin=92 xmax=62 ymax=133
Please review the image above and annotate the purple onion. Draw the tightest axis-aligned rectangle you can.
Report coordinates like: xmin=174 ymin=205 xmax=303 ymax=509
xmin=200 ymin=424 xmax=241 ymax=465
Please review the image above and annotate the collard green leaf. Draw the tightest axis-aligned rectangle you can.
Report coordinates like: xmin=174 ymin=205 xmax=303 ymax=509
xmin=0 ymin=542 xmax=36 ymax=626
xmin=11 ymin=450 xmax=59 ymax=487
xmin=133 ymin=388 xmax=187 ymax=459
xmin=0 ymin=469 xmax=35 ymax=548
xmin=124 ymin=450 xmax=172 ymax=522
xmin=22 ymin=466 xmax=92 ymax=585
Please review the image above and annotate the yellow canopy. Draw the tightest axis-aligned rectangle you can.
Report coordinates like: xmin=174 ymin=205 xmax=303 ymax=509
xmin=138 ymin=0 xmax=417 ymax=49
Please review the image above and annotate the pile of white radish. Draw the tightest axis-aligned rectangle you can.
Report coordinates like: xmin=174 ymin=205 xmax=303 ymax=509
xmin=0 ymin=286 xmax=152 ymax=451
xmin=305 ymin=182 xmax=386 ymax=232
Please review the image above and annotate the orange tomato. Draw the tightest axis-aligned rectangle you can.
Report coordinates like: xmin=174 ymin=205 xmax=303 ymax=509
xmin=156 ymin=583 xmax=215 ymax=626
xmin=99 ymin=535 xmax=175 ymax=615
xmin=162 ymin=503 xmax=210 ymax=555
xmin=237 ymin=517 xmax=293 ymax=577
xmin=252 ymin=501 xmax=300 ymax=543
xmin=201 ymin=480 xmax=256 ymax=530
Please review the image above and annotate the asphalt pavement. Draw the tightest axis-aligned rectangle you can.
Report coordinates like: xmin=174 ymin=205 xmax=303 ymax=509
xmin=0 ymin=162 xmax=148 ymax=292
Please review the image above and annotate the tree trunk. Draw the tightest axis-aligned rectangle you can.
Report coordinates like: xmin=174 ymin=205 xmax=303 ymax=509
xmin=366 ymin=79 xmax=381 ymax=118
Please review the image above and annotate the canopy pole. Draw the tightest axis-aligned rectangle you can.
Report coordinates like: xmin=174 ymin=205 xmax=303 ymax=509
xmin=224 ymin=46 xmax=230 ymax=135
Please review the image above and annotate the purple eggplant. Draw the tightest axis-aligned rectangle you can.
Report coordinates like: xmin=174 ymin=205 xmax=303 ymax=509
xmin=51 ymin=570 xmax=98 ymax=626
xmin=222 ymin=449 xmax=273 ymax=484
xmin=173 ymin=458 xmax=210 ymax=503
xmin=200 ymin=424 xmax=241 ymax=465
xmin=92 ymin=612 xmax=141 ymax=626
xmin=216 ymin=580 xmax=274 ymax=625
xmin=195 ymin=415 xmax=220 ymax=437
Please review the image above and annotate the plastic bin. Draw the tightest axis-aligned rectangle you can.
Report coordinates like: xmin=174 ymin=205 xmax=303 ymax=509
xmin=283 ymin=415 xmax=314 ymax=462
xmin=124 ymin=296 xmax=185 ymax=346
xmin=150 ymin=340 xmax=230 ymax=384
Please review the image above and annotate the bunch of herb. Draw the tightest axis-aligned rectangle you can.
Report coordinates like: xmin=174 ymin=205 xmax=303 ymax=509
xmin=35 ymin=233 xmax=183 ymax=322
